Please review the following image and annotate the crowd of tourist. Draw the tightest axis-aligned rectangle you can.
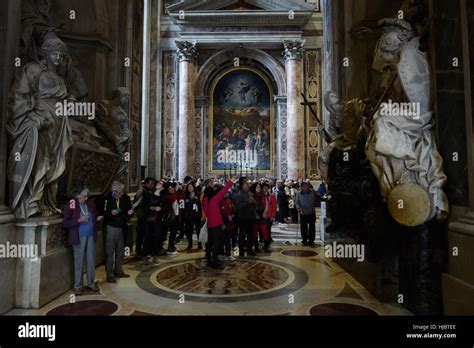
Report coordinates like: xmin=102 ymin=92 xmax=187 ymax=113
xmin=63 ymin=176 xmax=327 ymax=294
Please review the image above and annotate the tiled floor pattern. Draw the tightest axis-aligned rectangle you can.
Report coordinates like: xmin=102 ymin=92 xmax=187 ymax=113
xmin=7 ymin=223 xmax=411 ymax=316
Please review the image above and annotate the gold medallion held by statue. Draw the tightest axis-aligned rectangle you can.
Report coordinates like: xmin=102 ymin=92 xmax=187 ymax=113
xmin=387 ymin=183 xmax=431 ymax=227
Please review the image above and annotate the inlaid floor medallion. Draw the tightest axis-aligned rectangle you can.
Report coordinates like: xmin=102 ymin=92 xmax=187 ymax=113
xmin=46 ymin=300 xmax=118 ymax=316
xmin=281 ymin=249 xmax=318 ymax=257
xmin=136 ymin=258 xmax=309 ymax=303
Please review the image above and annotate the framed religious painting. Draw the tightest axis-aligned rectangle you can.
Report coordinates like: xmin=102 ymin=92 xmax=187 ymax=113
xmin=209 ymin=67 xmax=274 ymax=175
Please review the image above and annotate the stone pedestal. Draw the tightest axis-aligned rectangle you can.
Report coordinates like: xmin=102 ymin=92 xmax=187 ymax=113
xmin=176 ymin=41 xmax=198 ymax=181
xmin=442 ymin=211 xmax=474 ymax=314
xmin=0 ymin=219 xmax=17 ymax=314
xmin=15 ymin=217 xmax=73 ymax=309
xmin=283 ymin=40 xmax=305 ymax=180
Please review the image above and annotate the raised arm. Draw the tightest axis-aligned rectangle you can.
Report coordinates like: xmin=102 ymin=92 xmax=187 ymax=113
xmin=212 ymin=180 xmax=234 ymax=203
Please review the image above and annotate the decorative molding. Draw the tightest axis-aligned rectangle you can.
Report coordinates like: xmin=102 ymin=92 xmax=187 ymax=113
xmin=194 ymin=96 xmax=210 ymax=178
xmin=283 ymin=39 xmax=305 ymax=61
xmin=194 ymin=104 xmax=203 ymax=176
xmin=45 ymin=223 xmax=68 ymax=254
xmin=166 ymin=0 xmax=315 ymax=12
xmin=178 ymin=32 xmax=304 ymax=49
xmin=306 ymin=0 xmax=321 ymax=12
xmin=162 ymin=51 xmax=178 ymax=178
xmin=275 ymin=96 xmax=288 ymax=179
xmin=176 ymin=40 xmax=198 ymax=62
xmin=166 ymin=0 xmax=315 ymax=26
xmin=195 ymin=48 xmax=287 ymax=96
xmin=304 ymin=49 xmax=322 ymax=179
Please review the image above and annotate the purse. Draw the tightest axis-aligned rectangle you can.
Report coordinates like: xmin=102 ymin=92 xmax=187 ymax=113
xmin=198 ymin=221 xmax=208 ymax=243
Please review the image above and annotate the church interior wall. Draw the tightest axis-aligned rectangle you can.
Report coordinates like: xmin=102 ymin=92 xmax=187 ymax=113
xmin=1 ymin=0 xmax=472 ymax=320
xmin=0 ymin=0 xmax=144 ymax=314
xmin=325 ymin=0 xmax=474 ymax=315
xmin=152 ymin=3 xmax=324 ymax=180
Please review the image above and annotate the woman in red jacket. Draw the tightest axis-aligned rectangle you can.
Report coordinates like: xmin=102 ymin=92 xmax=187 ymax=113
xmin=257 ymin=183 xmax=277 ymax=252
xmin=202 ymin=177 xmax=237 ymax=269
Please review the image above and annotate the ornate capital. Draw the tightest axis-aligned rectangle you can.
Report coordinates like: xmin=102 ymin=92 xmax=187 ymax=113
xmin=176 ymin=40 xmax=198 ymax=62
xmin=282 ymin=40 xmax=305 ymax=61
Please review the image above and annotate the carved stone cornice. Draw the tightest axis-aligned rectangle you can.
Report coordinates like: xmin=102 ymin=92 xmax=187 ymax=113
xmin=166 ymin=0 xmax=316 ymax=27
xmin=282 ymin=39 xmax=305 ymax=61
xmin=176 ymin=40 xmax=198 ymax=62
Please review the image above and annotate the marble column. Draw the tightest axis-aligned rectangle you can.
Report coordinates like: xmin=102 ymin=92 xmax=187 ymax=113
xmin=283 ymin=40 xmax=305 ymax=180
xmin=176 ymin=41 xmax=198 ymax=181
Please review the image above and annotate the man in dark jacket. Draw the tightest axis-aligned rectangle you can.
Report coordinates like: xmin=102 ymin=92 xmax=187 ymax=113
xmin=132 ymin=177 xmax=155 ymax=259
xmin=295 ymin=181 xmax=318 ymax=247
xmin=277 ymin=183 xmax=289 ymax=224
xmin=96 ymin=181 xmax=134 ymax=283
xmin=233 ymin=178 xmax=257 ymax=257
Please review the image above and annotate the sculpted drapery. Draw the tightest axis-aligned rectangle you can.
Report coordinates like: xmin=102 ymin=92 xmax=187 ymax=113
xmin=7 ymin=34 xmax=73 ymax=219
xmin=365 ymin=19 xmax=448 ymax=221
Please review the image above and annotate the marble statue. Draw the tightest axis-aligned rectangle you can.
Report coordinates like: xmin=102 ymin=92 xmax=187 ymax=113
xmin=319 ymin=92 xmax=367 ymax=183
xmin=365 ymin=18 xmax=449 ymax=221
xmin=323 ymin=91 xmax=341 ymax=140
xmin=96 ymin=88 xmax=132 ymax=181
xmin=319 ymin=91 xmax=383 ymax=242
xmin=20 ymin=0 xmax=55 ymax=63
xmin=7 ymin=33 xmax=74 ymax=219
xmin=20 ymin=0 xmax=88 ymax=100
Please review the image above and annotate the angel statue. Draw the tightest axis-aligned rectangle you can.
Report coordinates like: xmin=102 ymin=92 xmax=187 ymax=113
xmin=365 ymin=18 xmax=448 ymax=224
xmin=7 ymin=33 xmax=74 ymax=218
xmin=319 ymin=91 xmax=367 ymax=184
xmin=96 ymin=88 xmax=132 ymax=181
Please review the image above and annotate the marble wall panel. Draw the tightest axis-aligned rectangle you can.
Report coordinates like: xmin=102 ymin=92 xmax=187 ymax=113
xmin=304 ymin=49 xmax=322 ymax=179
xmin=162 ymin=51 xmax=178 ymax=179
xmin=432 ymin=0 xmax=470 ymax=207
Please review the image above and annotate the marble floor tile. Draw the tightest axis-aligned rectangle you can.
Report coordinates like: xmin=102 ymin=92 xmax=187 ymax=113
xmin=6 ymin=226 xmax=412 ymax=316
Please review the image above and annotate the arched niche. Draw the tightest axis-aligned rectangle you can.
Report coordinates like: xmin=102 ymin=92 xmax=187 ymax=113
xmin=193 ymin=47 xmax=288 ymax=179
xmin=195 ymin=48 xmax=287 ymax=98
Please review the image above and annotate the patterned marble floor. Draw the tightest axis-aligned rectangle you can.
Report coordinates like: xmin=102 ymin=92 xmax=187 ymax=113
xmin=6 ymin=224 xmax=412 ymax=316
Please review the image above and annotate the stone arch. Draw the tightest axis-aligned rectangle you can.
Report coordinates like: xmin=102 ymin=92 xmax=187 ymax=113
xmin=195 ymin=48 xmax=287 ymax=97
